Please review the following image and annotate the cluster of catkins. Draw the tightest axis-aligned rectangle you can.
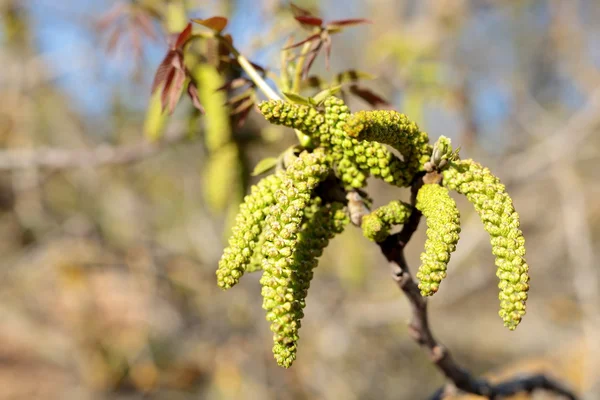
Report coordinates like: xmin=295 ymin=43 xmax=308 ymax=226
xmin=216 ymin=96 xmax=530 ymax=368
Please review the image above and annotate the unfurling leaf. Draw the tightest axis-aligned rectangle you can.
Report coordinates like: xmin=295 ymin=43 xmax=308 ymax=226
xmin=251 ymin=157 xmax=278 ymax=176
xmin=150 ymin=24 xmax=193 ymax=114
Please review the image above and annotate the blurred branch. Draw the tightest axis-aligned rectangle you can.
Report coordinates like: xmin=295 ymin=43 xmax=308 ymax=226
xmin=0 ymin=129 xmax=186 ymax=170
xmin=507 ymin=86 xmax=600 ymax=180
xmin=348 ymin=178 xmax=578 ymax=400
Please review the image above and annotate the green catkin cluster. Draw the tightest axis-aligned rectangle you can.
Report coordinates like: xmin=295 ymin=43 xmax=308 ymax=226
xmin=216 ymin=173 xmax=282 ymax=289
xmin=262 ymin=199 xmax=349 ymax=367
xmin=442 ymin=159 xmax=529 ymax=330
xmin=246 ymin=231 xmax=267 ymax=273
xmin=362 ymin=200 xmax=412 ymax=242
xmin=220 ymin=97 xmax=532 ymax=369
xmin=257 ymin=101 xmax=325 ymax=135
xmin=258 ymin=97 xmax=424 ymax=188
xmin=415 ymin=184 xmax=461 ymax=296
xmin=343 ymin=110 xmax=432 ymax=177
xmin=196 ymin=63 xmax=243 ymax=215
xmin=218 ymin=148 xmax=351 ymax=367
xmin=257 ymin=151 xmax=340 ymax=367
xmin=337 ymin=156 xmax=368 ymax=188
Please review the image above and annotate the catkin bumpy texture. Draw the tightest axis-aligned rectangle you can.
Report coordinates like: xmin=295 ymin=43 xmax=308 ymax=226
xmin=216 ymin=173 xmax=282 ymax=289
xmin=415 ymin=184 xmax=461 ymax=296
xmin=258 ymin=97 xmax=424 ymax=188
xmin=442 ymin=159 xmax=529 ymax=330
xmin=361 ymin=200 xmax=412 ymax=242
xmin=343 ymin=109 xmax=432 ymax=181
xmin=258 ymin=151 xmax=347 ymax=367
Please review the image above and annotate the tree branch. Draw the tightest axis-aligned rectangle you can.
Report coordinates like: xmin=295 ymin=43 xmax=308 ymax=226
xmin=349 ymin=178 xmax=578 ymax=400
xmin=0 ymin=129 xmax=186 ymax=170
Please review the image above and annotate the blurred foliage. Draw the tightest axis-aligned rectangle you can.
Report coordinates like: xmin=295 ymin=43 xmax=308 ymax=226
xmin=0 ymin=0 xmax=599 ymax=399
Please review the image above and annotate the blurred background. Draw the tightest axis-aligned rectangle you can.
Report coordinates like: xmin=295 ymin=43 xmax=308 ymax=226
xmin=1 ymin=0 xmax=599 ymax=399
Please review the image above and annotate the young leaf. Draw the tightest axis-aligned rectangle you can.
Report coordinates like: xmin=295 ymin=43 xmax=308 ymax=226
xmin=282 ymin=92 xmax=312 ymax=106
xmin=191 ymin=16 xmax=228 ymax=33
xmin=312 ymin=85 xmax=342 ymax=105
xmin=349 ymin=84 xmax=389 ymax=107
xmin=283 ymin=33 xmax=321 ymax=50
xmin=251 ymin=157 xmax=278 ymax=176
xmin=174 ymin=23 xmax=192 ymax=49
xmin=327 ymin=18 xmax=371 ymax=28
xmin=295 ymin=15 xmax=323 ymax=27
xmin=187 ymin=81 xmax=204 ymax=112
xmin=302 ymin=39 xmax=323 ymax=78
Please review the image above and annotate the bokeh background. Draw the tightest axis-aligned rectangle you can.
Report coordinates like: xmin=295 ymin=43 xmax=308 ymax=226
xmin=1 ymin=0 xmax=599 ymax=399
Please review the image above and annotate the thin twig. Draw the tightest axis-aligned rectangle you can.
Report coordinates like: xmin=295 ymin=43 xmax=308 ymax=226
xmin=349 ymin=178 xmax=579 ymax=400
xmin=0 ymin=128 xmax=186 ymax=170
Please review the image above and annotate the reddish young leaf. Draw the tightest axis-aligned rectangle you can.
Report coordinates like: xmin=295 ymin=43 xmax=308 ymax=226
xmin=160 ymin=68 xmax=176 ymax=108
xmin=166 ymin=67 xmax=186 ymax=113
xmin=217 ymin=34 xmax=234 ymax=59
xmin=294 ymin=15 xmax=323 ymax=27
xmin=174 ymin=23 xmax=193 ymax=49
xmin=234 ymin=103 xmax=253 ymax=127
xmin=283 ymin=32 xmax=321 ymax=50
xmin=191 ymin=16 xmax=228 ymax=33
xmin=349 ymin=84 xmax=390 ymax=107
xmin=151 ymin=51 xmax=177 ymax=93
xmin=327 ymin=18 xmax=372 ymax=27
xmin=302 ymin=40 xmax=323 ymax=79
xmin=187 ymin=82 xmax=205 ymax=113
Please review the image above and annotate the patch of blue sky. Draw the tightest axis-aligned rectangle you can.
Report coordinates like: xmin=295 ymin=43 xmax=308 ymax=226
xmin=26 ymin=0 xmax=167 ymax=118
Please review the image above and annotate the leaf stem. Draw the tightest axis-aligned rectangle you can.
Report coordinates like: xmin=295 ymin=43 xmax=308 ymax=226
xmin=291 ymin=40 xmax=314 ymax=94
xmin=216 ymin=35 xmax=312 ymax=147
